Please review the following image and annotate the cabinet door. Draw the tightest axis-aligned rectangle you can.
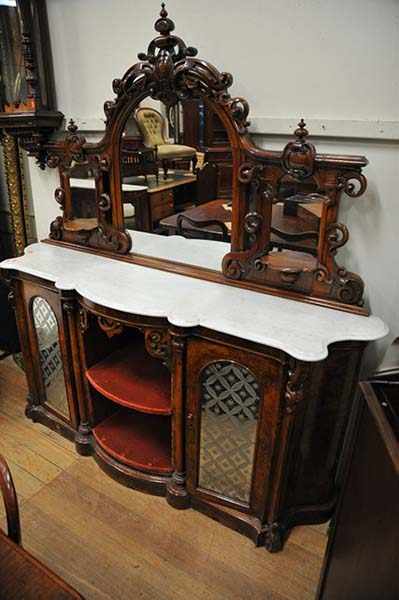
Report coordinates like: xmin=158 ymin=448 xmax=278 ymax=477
xmin=186 ymin=338 xmax=285 ymax=514
xmin=20 ymin=281 xmax=78 ymax=429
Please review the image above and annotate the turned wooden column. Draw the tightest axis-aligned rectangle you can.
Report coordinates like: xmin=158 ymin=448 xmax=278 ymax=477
xmin=166 ymin=326 xmax=190 ymax=509
xmin=71 ymin=305 xmax=93 ymax=455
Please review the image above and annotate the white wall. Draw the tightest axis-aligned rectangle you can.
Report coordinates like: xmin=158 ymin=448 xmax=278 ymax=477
xmin=28 ymin=0 xmax=399 ymax=369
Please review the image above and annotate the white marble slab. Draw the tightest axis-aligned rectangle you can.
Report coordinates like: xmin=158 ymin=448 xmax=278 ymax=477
xmin=129 ymin=230 xmax=228 ymax=271
xmin=1 ymin=242 xmax=388 ymax=362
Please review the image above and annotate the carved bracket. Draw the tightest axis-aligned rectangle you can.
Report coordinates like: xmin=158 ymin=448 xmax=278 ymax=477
xmin=97 ymin=317 xmax=124 ymax=338
xmin=144 ymin=328 xmax=171 ymax=368
xmin=284 ymin=359 xmax=310 ymax=415
xmin=337 ymin=170 xmax=367 ymax=198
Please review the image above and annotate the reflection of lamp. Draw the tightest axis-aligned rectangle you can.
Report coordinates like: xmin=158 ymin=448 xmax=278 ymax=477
xmin=135 ymin=107 xmax=197 ymax=179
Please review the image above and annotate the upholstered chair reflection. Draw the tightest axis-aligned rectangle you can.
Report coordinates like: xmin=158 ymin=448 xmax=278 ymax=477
xmin=135 ymin=107 xmax=197 ymax=179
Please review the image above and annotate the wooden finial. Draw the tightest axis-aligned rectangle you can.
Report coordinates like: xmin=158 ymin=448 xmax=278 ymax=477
xmin=155 ymin=2 xmax=174 ymax=35
xmin=295 ymin=118 xmax=308 ymax=140
xmin=67 ymin=118 xmax=78 ymax=134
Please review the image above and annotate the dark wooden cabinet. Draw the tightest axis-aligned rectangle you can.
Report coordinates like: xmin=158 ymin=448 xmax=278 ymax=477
xmin=182 ymin=99 xmax=232 ymax=199
xmin=6 ymin=270 xmax=369 ymax=553
xmin=317 ymin=375 xmax=399 ymax=599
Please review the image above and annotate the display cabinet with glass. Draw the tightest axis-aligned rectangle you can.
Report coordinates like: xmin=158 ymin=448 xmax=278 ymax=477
xmin=0 ymin=4 xmax=388 ymax=554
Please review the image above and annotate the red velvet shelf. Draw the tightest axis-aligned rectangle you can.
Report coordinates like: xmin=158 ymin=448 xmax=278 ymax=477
xmin=93 ymin=409 xmax=172 ymax=474
xmin=86 ymin=344 xmax=171 ymax=415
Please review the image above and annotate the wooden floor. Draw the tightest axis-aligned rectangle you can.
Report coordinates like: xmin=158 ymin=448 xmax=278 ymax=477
xmin=0 ymin=356 xmax=326 ymax=600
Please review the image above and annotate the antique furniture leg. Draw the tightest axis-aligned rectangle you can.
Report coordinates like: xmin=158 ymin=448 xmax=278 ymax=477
xmin=162 ymin=160 xmax=169 ymax=180
xmin=0 ymin=454 xmax=21 ymax=544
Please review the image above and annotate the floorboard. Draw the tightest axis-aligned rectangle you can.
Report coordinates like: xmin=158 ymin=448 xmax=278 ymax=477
xmin=0 ymin=356 xmax=325 ymax=599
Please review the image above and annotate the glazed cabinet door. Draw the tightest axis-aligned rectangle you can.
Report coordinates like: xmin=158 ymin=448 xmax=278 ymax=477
xmin=186 ymin=337 xmax=286 ymax=516
xmin=15 ymin=279 xmax=79 ymax=434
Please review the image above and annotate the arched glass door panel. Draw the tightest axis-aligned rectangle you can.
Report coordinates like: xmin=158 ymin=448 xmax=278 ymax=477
xmin=198 ymin=360 xmax=260 ymax=503
xmin=32 ymin=296 xmax=69 ymax=419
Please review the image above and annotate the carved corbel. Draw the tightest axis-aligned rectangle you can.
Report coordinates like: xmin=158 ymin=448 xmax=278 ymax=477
xmin=97 ymin=317 xmax=123 ymax=338
xmin=284 ymin=359 xmax=310 ymax=415
xmin=144 ymin=328 xmax=171 ymax=368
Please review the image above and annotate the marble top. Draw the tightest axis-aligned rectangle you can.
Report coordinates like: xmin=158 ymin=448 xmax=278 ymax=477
xmin=1 ymin=241 xmax=388 ymax=362
xmin=129 ymin=230 xmax=228 ymax=271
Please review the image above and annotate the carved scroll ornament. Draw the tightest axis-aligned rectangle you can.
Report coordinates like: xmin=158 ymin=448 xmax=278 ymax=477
xmin=38 ymin=3 xmax=370 ymax=313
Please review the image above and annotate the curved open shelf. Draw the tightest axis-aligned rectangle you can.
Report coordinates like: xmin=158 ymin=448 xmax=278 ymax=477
xmin=86 ymin=344 xmax=171 ymax=415
xmin=93 ymin=409 xmax=172 ymax=474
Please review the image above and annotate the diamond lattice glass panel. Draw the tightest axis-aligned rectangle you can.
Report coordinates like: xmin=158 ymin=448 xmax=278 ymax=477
xmin=32 ymin=297 xmax=69 ymax=419
xmin=198 ymin=361 xmax=260 ymax=503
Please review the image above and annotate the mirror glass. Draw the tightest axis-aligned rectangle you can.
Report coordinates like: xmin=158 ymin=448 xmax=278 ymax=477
xmin=198 ymin=360 xmax=260 ymax=504
xmin=270 ymin=176 xmax=322 ymax=257
xmin=67 ymin=165 xmax=99 ymax=232
xmin=32 ymin=297 xmax=69 ymax=419
xmin=119 ymin=97 xmax=233 ymax=268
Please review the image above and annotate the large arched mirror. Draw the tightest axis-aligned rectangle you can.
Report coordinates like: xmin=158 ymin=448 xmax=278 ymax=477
xmin=118 ymin=97 xmax=233 ymax=248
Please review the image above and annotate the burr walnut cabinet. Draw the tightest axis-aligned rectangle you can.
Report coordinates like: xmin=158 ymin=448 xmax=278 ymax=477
xmin=0 ymin=5 xmax=389 ymax=553
xmin=2 ymin=240 xmax=387 ymax=552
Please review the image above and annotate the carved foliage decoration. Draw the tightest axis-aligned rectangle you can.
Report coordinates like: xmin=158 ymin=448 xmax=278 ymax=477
xmin=144 ymin=328 xmax=171 ymax=367
xmin=97 ymin=317 xmax=124 ymax=338
xmin=46 ymin=119 xmax=87 ymax=171
xmin=107 ymin=3 xmax=249 ymax=133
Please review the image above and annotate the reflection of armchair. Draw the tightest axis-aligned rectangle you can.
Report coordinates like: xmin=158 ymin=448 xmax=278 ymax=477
xmin=121 ymin=138 xmax=159 ymax=183
xmin=135 ymin=107 xmax=197 ymax=179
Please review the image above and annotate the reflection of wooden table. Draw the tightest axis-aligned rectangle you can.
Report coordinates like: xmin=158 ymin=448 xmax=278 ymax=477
xmin=69 ymin=173 xmax=197 ymax=233
xmin=160 ymin=200 xmax=232 ymax=240
xmin=160 ymin=199 xmax=320 ymax=253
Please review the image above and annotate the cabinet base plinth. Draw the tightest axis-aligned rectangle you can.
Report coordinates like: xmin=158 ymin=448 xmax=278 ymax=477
xmin=25 ymin=401 xmax=76 ymax=442
xmin=93 ymin=440 xmax=171 ymax=496
xmin=166 ymin=475 xmax=190 ymax=509
xmin=75 ymin=422 xmax=93 ymax=456
xmin=264 ymin=522 xmax=285 ymax=553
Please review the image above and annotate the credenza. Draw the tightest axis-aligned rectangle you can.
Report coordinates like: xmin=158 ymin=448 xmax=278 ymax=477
xmin=1 ymin=235 xmax=387 ymax=552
